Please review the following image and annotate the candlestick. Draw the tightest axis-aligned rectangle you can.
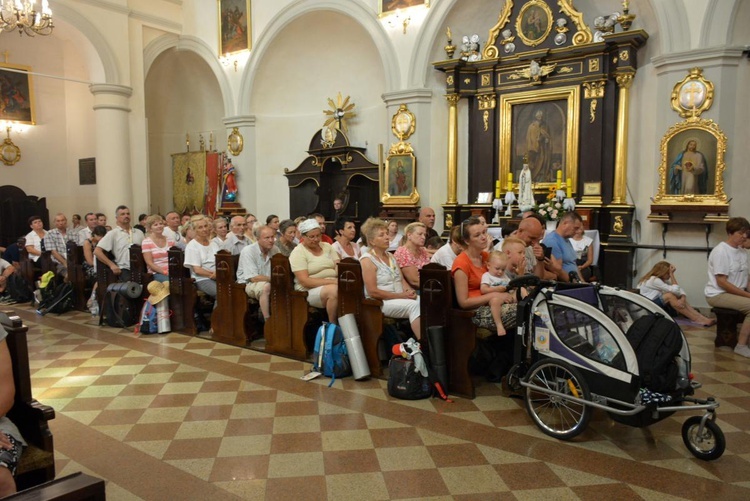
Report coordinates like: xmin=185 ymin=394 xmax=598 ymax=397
xmin=556 ymin=170 xmax=562 ymax=189
xmin=566 ymin=178 xmax=572 ymax=198
xmin=495 ymin=180 xmax=501 ymax=199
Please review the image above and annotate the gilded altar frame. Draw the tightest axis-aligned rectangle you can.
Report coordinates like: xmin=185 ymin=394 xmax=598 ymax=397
xmin=499 ymin=85 xmax=580 ymax=194
xmin=652 ymin=119 xmax=727 ymax=206
xmin=382 ymin=147 xmax=419 ymax=205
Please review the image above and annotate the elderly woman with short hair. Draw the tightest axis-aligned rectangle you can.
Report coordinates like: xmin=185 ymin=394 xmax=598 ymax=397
xmin=289 ymin=218 xmax=340 ymax=323
xmin=183 ymin=215 xmax=219 ymax=299
xmin=360 ymin=218 xmax=421 ymax=339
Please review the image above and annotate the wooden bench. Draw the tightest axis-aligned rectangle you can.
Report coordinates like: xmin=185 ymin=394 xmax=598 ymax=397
xmin=712 ymin=307 xmax=742 ymax=348
xmin=167 ymin=247 xmax=199 ymax=336
xmin=128 ymin=244 xmax=154 ymax=295
xmin=65 ymin=241 xmax=88 ymax=312
xmin=94 ymin=254 xmax=116 ymax=309
xmin=265 ymin=254 xmax=310 ymax=360
xmin=337 ymin=258 xmax=387 ymax=377
xmin=6 ymin=472 xmax=105 ymax=501
xmin=1 ymin=311 xmax=56 ymax=491
xmin=419 ymin=263 xmax=478 ymax=399
xmin=211 ymin=250 xmax=260 ymax=347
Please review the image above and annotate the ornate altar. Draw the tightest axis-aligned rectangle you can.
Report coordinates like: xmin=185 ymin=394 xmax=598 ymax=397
xmin=433 ymin=0 xmax=647 ymax=287
xmin=284 ymin=128 xmax=380 ymax=222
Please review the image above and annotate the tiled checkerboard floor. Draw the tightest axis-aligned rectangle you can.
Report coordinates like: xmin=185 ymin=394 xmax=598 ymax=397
xmin=6 ymin=304 xmax=750 ymax=500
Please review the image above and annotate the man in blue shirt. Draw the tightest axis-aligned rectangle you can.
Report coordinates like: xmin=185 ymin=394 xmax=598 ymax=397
xmin=542 ymin=211 xmax=583 ymax=282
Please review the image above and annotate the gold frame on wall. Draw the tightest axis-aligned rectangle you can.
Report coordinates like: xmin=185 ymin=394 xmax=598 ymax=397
xmin=670 ymin=67 xmax=714 ymax=119
xmin=378 ymin=0 xmax=429 ymax=17
xmin=391 ymin=104 xmax=416 ymax=141
xmin=227 ymin=127 xmax=244 ymax=156
xmin=382 ymin=143 xmax=419 ymax=206
xmin=652 ymin=118 xmax=727 ymax=206
xmin=217 ymin=0 xmax=252 ymax=56
xmin=499 ymin=85 xmax=580 ymax=194
xmin=0 ymin=62 xmax=36 ymax=125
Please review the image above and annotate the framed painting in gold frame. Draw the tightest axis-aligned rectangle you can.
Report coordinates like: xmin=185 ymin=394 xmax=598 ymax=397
xmin=499 ymin=85 xmax=580 ymax=194
xmin=652 ymin=119 xmax=727 ymax=206
xmin=218 ymin=0 xmax=252 ymax=56
xmin=379 ymin=0 xmax=429 ymax=17
xmin=0 ymin=63 xmax=35 ymax=125
xmin=382 ymin=150 xmax=419 ymax=206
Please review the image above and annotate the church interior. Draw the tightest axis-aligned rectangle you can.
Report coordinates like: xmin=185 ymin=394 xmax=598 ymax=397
xmin=1 ymin=0 xmax=750 ymax=499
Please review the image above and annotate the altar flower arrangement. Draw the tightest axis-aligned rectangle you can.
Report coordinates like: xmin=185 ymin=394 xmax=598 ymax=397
xmin=534 ymin=199 xmax=565 ymax=221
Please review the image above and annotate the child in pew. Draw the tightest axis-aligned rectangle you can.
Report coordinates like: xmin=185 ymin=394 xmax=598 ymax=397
xmin=479 ymin=250 xmax=513 ymax=336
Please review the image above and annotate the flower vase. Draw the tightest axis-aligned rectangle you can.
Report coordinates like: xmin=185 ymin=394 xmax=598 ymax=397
xmin=546 ymin=220 xmax=557 ymax=232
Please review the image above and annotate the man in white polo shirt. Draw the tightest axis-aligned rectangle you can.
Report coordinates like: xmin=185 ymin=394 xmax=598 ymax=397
xmin=237 ymin=225 xmax=277 ymax=322
xmin=94 ymin=205 xmax=144 ymax=282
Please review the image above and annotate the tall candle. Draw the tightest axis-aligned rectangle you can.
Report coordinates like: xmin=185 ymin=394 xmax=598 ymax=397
xmin=507 ymin=172 xmax=513 ymax=192
xmin=566 ymin=178 xmax=572 ymax=198
xmin=556 ymin=170 xmax=562 ymax=189
xmin=495 ymin=180 xmax=501 ymax=199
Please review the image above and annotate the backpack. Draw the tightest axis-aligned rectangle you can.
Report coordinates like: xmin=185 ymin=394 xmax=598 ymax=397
xmin=626 ymin=314 xmax=683 ymax=393
xmin=6 ymin=273 xmax=34 ymax=303
xmin=387 ymin=356 xmax=432 ymax=400
xmin=100 ymin=282 xmax=142 ymax=328
xmin=36 ymin=274 xmax=74 ymax=315
xmin=135 ymin=301 xmax=158 ymax=335
xmin=312 ymin=322 xmax=352 ymax=386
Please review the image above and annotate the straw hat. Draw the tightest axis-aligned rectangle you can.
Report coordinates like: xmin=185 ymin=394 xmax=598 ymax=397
xmin=147 ymin=281 xmax=170 ymax=305
xmin=298 ymin=218 xmax=320 ymax=235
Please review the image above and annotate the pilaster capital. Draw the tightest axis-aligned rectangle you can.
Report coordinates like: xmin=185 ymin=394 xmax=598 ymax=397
xmin=223 ymin=115 xmax=256 ymax=128
xmin=89 ymin=84 xmax=133 ymax=112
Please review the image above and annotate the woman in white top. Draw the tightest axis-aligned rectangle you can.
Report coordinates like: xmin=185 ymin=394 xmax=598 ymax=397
xmin=705 ymin=217 xmax=750 ymax=357
xmin=569 ymin=225 xmax=594 ymax=282
xmin=386 ymin=220 xmax=403 ymax=252
xmin=360 ymin=218 xmax=420 ymax=339
xmin=288 ymin=218 xmax=340 ymax=323
xmin=183 ymin=215 xmax=218 ymax=298
xmin=638 ymin=261 xmax=714 ymax=326
xmin=24 ymin=216 xmax=47 ymax=262
xmin=211 ymin=217 xmax=228 ymax=247
xmin=332 ymin=217 xmax=360 ymax=260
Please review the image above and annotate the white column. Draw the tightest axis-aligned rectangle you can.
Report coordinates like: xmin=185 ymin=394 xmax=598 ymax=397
xmin=90 ymin=84 xmax=134 ymax=215
xmin=223 ymin=115 xmax=256 ymax=213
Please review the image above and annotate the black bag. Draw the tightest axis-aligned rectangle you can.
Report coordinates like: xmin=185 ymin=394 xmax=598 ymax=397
xmin=387 ymin=357 xmax=432 ymax=400
xmin=36 ymin=275 xmax=74 ymax=315
xmin=6 ymin=273 xmax=34 ymax=303
xmin=626 ymin=314 xmax=683 ymax=393
xmin=100 ymin=282 xmax=142 ymax=328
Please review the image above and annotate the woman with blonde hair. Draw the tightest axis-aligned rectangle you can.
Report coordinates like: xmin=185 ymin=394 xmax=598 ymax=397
xmin=183 ymin=215 xmax=219 ymax=300
xmin=394 ymin=221 xmax=430 ymax=289
xmin=142 ymin=215 xmax=175 ymax=282
xmin=360 ymin=218 xmax=420 ymax=338
xmin=638 ymin=261 xmax=714 ymax=326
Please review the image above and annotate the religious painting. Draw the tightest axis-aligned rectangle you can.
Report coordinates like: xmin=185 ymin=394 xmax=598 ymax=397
xmin=0 ymin=63 xmax=35 ymax=125
xmin=499 ymin=85 xmax=580 ymax=194
xmin=218 ymin=0 xmax=251 ymax=56
xmin=382 ymin=151 xmax=419 ymax=206
xmin=379 ymin=0 xmax=429 ymax=16
xmin=515 ymin=0 xmax=553 ymax=47
xmin=652 ymin=119 xmax=727 ymax=206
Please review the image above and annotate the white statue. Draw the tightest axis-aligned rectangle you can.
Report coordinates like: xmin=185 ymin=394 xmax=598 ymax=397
xmin=518 ymin=161 xmax=534 ymax=210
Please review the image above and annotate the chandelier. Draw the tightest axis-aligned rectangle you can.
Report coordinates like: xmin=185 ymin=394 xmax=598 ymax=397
xmin=0 ymin=0 xmax=54 ymax=36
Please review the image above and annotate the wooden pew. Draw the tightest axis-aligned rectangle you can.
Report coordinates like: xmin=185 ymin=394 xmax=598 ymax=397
xmin=712 ymin=307 xmax=742 ymax=349
xmin=265 ymin=254 xmax=309 ymax=360
xmin=337 ymin=258 xmax=386 ymax=377
xmin=211 ymin=250 xmax=259 ymax=347
xmin=94 ymin=255 xmax=116 ymax=309
xmin=419 ymin=263 xmax=477 ymax=399
xmin=1 ymin=311 xmax=56 ymax=490
xmin=65 ymin=241 xmax=88 ymax=312
xmin=128 ymin=244 xmax=153 ymax=295
xmin=6 ymin=472 xmax=105 ymax=501
xmin=167 ymin=247 xmax=198 ymax=336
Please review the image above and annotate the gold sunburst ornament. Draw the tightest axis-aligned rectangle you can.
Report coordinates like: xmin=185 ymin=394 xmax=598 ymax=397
xmin=323 ymin=92 xmax=356 ymax=132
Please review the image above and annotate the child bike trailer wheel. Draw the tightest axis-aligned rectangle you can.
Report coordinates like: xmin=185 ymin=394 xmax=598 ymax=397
xmin=681 ymin=415 xmax=725 ymax=461
xmin=523 ymin=358 xmax=592 ymax=440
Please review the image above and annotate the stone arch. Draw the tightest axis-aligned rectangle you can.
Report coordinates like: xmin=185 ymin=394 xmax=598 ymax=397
xmin=701 ymin=0 xmax=743 ymax=47
xmin=238 ymin=0 xmax=399 ymax=115
xmin=51 ymin=2 xmax=120 ymax=83
xmin=650 ymin=0 xmax=691 ymax=53
xmin=144 ymin=35 xmax=235 ymax=118
xmin=408 ymin=0 xmax=456 ymax=89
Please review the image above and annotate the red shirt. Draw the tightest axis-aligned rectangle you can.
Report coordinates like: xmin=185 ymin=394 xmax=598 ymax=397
xmin=322 ymin=234 xmax=334 ymax=244
xmin=451 ymin=251 xmax=488 ymax=298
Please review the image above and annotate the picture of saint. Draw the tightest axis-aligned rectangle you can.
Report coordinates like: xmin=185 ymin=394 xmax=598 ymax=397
xmin=0 ymin=69 xmax=33 ymax=123
xmin=669 ymin=138 xmax=709 ymax=195
xmin=525 ymin=109 xmax=551 ymax=182
xmin=381 ymin=0 xmax=427 ymax=15
xmin=220 ymin=0 xmax=250 ymax=55
xmin=387 ymin=156 xmax=414 ymax=196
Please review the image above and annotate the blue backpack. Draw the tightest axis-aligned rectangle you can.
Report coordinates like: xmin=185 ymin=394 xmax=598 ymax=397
xmin=136 ymin=301 xmax=158 ymax=335
xmin=312 ymin=322 xmax=352 ymax=386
